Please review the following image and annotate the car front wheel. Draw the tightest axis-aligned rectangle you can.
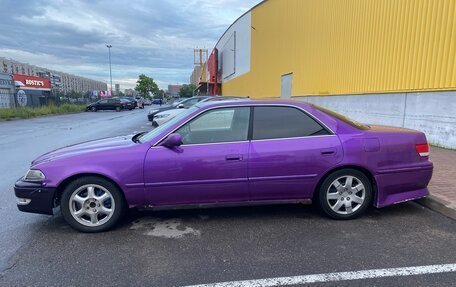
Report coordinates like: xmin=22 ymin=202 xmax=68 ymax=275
xmin=61 ymin=176 xmax=126 ymax=232
xmin=318 ymin=169 xmax=372 ymax=220
xmin=91 ymin=106 xmax=97 ymax=112
xmin=116 ymin=107 xmax=121 ymax=112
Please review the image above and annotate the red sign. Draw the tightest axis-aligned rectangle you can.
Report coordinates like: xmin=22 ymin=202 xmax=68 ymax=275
xmin=208 ymin=49 xmax=218 ymax=84
xmin=13 ymin=74 xmax=51 ymax=91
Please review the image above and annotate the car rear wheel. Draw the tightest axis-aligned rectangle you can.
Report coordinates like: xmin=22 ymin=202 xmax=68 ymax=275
xmin=61 ymin=176 xmax=126 ymax=232
xmin=318 ymin=169 xmax=372 ymax=220
xmin=91 ymin=106 xmax=97 ymax=112
xmin=116 ymin=106 xmax=121 ymax=112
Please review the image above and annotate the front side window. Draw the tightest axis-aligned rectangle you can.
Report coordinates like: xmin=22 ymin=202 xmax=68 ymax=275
xmin=252 ymin=106 xmax=330 ymax=140
xmin=182 ymin=98 xmax=201 ymax=108
xmin=176 ymin=107 xmax=250 ymax=145
xmin=99 ymin=100 xmax=108 ymax=104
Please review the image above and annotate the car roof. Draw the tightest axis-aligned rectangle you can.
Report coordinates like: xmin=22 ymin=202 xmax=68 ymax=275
xmin=195 ymin=99 xmax=313 ymax=109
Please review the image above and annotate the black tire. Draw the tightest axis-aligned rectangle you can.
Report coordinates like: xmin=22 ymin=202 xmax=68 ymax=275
xmin=61 ymin=176 xmax=126 ymax=232
xmin=318 ymin=169 xmax=372 ymax=220
xmin=91 ymin=106 xmax=97 ymax=112
xmin=116 ymin=106 xmax=121 ymax=112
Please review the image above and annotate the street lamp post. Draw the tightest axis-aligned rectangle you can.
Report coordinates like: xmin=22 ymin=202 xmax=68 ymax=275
xmin=106 ymin=44 xmax=113 ymax=93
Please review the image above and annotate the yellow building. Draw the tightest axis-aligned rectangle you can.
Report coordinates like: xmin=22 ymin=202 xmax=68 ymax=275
xmin=207 ymin=0 xmax=456 ymax=148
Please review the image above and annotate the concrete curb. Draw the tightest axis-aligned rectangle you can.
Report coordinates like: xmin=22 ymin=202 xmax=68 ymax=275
xmin=417 ymin=195 xmax=456 ymax=220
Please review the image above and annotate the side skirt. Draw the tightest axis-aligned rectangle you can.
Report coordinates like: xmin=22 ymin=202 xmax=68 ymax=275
xmin=138 ymin=199 xmax=313 ymax=211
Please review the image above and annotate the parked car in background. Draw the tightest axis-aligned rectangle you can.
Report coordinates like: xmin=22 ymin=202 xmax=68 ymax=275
xmin=15 ymin=100 xmax=433 ymax=232
xmin=144 ymin=98 xmax=152 ymax=106
xmin=135 ymin=97 xmax=145 ymax=109
xmin=121 ymin=98 xmax=137 ymax=108
xmin=147 ymin=96 xmax=209 ymax=122
xmin=152 ymin=99 xmax=163 ymax=105
xmin=119 ymin=99 xmax=135 ymax=110
xmin=152 ymin=109 xmax=185 ymax=127
xmin=86 ymin=98 xmax=125 ymax=112
xmin=151 ymin=96 xmax=245 ymax=127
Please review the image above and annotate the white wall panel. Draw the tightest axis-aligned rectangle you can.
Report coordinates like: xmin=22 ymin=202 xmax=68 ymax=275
xmin=215 ymin=12 xmax=251 ymax=83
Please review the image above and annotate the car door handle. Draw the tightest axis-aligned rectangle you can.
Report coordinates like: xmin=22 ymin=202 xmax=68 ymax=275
xmin=225 ymin=155 xmax=243 ymax=161
xmin=321 ymin=148 xmax=336 ymax=155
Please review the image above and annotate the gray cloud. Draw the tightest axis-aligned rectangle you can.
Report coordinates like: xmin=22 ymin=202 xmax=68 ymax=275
xmin=0 ymin=0 xmax=262 ymax=89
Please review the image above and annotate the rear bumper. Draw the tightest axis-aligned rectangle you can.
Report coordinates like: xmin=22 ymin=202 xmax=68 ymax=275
xmin=375 ymin=162 xmax=433 ymax=208
xmin=14 ymin=180 xmax=56 ymax=215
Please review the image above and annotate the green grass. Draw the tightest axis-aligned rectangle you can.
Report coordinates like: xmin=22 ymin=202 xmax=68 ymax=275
xmin=0 ymin=104 xmax=86 ymax=121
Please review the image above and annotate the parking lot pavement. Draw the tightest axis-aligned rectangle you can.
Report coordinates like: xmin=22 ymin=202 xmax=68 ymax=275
xmin=0 ymin=107 xmax=155 ymax=272
xmin=0 ymin=201 xmax=455 ymax=286
xmin=418 ymin=146 xmax=456 ymax=220
xmin=0 ymin=108 xmax=455 ymax=287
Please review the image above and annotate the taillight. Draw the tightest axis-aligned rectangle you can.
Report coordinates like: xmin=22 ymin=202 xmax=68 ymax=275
xmin=416 ymin=144 xmax=429 ymax=157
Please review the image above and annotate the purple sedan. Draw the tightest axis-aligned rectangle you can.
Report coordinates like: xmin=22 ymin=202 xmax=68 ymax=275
xmin=15 ymin=100 xmax=433 ymax=232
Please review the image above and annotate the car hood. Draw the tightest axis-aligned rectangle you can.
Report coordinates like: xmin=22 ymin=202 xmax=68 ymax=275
xmin=32 ymin=135 xmax=134 ymax=166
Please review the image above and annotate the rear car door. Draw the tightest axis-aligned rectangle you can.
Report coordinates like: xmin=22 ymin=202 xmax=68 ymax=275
xmin=97 ymin=99 xmax=108 ymax=110
xmin=144 ymin=106 xmax=251 ymax=205
xmin=248 ymin=106 xmax=343 ymax=201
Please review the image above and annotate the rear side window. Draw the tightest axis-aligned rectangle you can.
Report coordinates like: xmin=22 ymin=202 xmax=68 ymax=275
xmin=252 ymin=106 xmax=330 ymax=140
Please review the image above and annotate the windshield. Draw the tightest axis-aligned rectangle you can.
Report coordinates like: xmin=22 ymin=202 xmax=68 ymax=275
xmin=138 ymin=106 xmax=199 ymax=143
xmin=312 ymin=104 xmax=370 ymax=130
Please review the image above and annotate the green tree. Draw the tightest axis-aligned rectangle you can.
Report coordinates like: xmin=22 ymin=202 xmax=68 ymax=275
xmin=135 ymin=74 xmax=159 ymax=98
xmin=179 ymin=84 xmax=196 ymax=98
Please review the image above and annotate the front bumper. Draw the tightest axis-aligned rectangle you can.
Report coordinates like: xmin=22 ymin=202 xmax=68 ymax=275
xmin=14 ymin=180 xmax=57 ymax=215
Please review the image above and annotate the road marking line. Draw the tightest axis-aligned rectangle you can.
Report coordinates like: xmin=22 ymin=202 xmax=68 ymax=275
xmin=183 ymin=263 xmax=456 ymax=287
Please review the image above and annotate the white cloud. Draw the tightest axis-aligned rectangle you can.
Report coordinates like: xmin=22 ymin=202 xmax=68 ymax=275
xmin=0 ymin=0 xmax=263 ymax=89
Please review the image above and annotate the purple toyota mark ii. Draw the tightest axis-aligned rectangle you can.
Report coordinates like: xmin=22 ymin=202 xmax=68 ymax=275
xmin=14 ymin=100 xmax=433 ymax=232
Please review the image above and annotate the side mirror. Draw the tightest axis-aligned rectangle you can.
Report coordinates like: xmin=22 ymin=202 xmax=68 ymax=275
xmin=177 ymin=104 xmax=184 ymax=109
xmin=161 ymin=133 xmax=183 ymax=147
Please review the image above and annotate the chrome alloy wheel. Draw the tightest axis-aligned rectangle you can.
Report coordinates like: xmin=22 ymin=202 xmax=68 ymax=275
xmin=69 ymin=184 xmax=115 ymax=227
xmin=326 ymin=176 xmax=366 ymax=215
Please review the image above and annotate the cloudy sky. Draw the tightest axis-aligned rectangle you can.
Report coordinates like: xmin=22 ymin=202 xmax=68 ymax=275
xmin=0 ymin=0 xmax=262 ymax=90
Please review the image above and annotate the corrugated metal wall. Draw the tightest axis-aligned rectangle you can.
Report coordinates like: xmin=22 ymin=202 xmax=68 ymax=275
xmin=222 ymin=0 xmax=456 ymax=98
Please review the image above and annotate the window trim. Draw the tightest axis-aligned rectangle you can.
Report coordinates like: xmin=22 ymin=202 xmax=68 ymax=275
xmin=153 ymin=104 xmax=335 ymax=147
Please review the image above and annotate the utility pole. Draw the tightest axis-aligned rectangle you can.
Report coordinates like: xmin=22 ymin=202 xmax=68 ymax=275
xmin=106 ymin=44 xmax=113 ymax=93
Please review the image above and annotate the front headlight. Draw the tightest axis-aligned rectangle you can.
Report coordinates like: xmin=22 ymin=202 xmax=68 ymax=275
xmin=149 ymin=109 xmax=159 ymax=115
xmin=24 ymin=169 xmax=46 ymax=182
xmin=155 ymin=114 xmax=170 ymax=119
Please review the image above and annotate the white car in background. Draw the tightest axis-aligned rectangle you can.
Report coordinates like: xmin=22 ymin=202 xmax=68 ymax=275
xmin=152 ymin=108 xmax=186 ymax=127
xmin=151 ymin=96 xmax=246 ymax=127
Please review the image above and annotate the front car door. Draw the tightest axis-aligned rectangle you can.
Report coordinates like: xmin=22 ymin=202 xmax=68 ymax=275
xmin=144 ymin=106 xmax=251 ymax=206
xmin=248 ymin=106 xmax=343 ymax=201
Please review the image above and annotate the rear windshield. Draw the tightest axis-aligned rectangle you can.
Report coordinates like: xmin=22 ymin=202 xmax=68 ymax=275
xmin=312 ymin=104 xmax=370 ymax=130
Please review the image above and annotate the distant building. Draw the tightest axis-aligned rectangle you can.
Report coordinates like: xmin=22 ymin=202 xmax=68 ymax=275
xmin=190 ymin=66 xmax=202 ymax=86
xmin=13 ymin=74 xmax=52 ymax=107
xmin=0 ymin=72 xmax=14 ymax=108
xmin=167 ymin=84 xmax=182 ymax=98
xmin=124 ymin=89 xmax=136 ymax=97
xmin=0 ymin=57 xmax=107 ymax=95
xmin=115 ymin=84 xmax=120 ymax=94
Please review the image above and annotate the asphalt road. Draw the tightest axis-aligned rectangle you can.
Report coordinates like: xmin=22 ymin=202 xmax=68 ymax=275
xmin=0 ymin=107 xmax=455 ymax=287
